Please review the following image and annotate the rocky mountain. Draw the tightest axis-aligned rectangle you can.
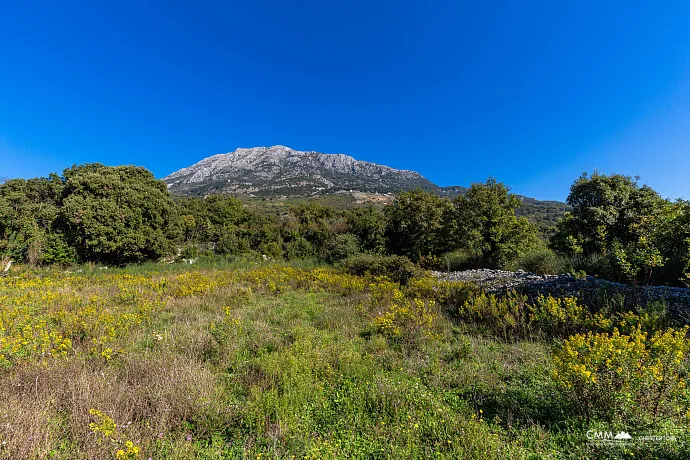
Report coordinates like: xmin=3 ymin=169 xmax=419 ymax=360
xmin=163 ymin=145 xmax=436 ymax=196
xmin=164 ymin=145 xmax=570 ymax=227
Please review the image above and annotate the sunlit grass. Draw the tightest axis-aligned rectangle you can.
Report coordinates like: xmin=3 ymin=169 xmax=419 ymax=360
xmin=0 ymin=262 xmax=688 ymax=458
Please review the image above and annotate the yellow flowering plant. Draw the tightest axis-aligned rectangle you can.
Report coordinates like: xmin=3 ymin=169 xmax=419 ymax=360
xmin=553 ymin=325 xmax=690 ymax=424
xmin=89 ymin=408 xmax=141 ymax=458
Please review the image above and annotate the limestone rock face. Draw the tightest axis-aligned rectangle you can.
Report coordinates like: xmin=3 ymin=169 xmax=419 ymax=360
xmin=163 ymin=145 xmax=436 ymax=196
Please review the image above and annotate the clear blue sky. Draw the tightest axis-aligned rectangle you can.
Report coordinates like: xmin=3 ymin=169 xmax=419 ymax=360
xmin=1 ymin=1 xmax=690 ymax=201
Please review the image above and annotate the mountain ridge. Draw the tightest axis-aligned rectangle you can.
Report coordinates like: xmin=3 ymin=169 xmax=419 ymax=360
xmin=163 ymin=146 xmax=570 ymax=228
xmin=164 ymin=145 xmax=436 ymax=196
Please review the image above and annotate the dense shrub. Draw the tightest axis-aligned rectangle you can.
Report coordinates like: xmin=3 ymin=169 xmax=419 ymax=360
xmin=40 ymin=233 xmax=78 ymax=266
xmin=60 ymin=164 xmax=180 ymax=264
xmin=0 ymin=175 xmax=64 ymax=265
xmin=552 ymin=172 xmax=690 ymax=286
xmin=372 ymin=297 xmax=437 ymax=338
xmin=458 ymin=289 xmax=678 ymax=341
xmin=346 ymin=206 xmax=387 ymax=254
xmin=342 ymin=253 xmax=418 ymax=285
xmin=507 ymin=248 xmax=567 ymax=275
xmin=216 ymin=230 xmax=251 ymax=255
xmin=385 ymin=190 xmax=451 ymax=261
xmin=323 ymin=233 xmax=361 ymax=263
xmin=259 ymin=241 xmax=283 ymax=260
xmin=283 ymin=236 xmax=315 ymax=260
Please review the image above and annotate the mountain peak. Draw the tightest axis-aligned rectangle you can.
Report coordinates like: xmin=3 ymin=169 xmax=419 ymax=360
xmin=163 ymin=146 xmax=435 ymax=196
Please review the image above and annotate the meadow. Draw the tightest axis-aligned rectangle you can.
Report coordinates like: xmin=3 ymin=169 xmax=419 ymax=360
xmin=0 ymin=259 xmax=688 ymax=459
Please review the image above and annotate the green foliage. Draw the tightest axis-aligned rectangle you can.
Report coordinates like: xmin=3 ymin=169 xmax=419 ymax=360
xmin=283 ymin=236 xmax=315 ymax=260
xmin=259 ymin=240 xmax=283 ymax=259
xmin=203 ymin=195 xmax=245 ymax=227
xmin=60 ymin=164 xmax=181 ymax=264
xmin=216 ymin=228 xmax=251 ymax=255
xmin=40 ymin=233 xmax=78 ymax=266
xmin=385 ymin=190 xmax=451 ymax=261
xmin=0 ymin=175 xmax=65 ymax=264
xmin=404 ymin=275 xmax=479 ymax=313
xmin=551 ymin=172 xmax=689 ymax=285
xmin=655 ymin=200 xmax=690 ymax=286
xmin=179 ymin=243 xmax=200 ymax=259
xmin=448 ymin=179 xmax=541 ymax=268
xmin=4 ymin=164 xmax=689 ymax=295
xmin=345 ymin=205 xmax=387 ymax=254
xmin=507 ymin=248 xmax=567 ymax=275
xmin=438 ymin=249 xmax=480 ymax=272
xmin=553 ymin=172 xmax=665 ymax=256
xmin=323 ymin=233 xmax=360 ymax=263
xmin=459 ymin=291 xmax=596 ymax=339
xmin=342 ymin=253 xmax=418 ymax=285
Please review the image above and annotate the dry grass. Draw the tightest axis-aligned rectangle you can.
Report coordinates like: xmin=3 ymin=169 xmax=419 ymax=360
xmin=0 ymin=352 xmax=217 ymax=459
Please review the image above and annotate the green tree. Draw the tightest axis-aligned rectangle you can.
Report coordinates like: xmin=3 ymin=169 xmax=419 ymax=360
xmin=385 ymin=190 xmax=451 ymax=261
xmin=552 ymin=172 xmax=665 ymax=256
xmin=0 ymin=174 xmax=66 ymax=264
xmin=346 ymin=205 xmax=387 ymax=254
xmin=286 ymin=202 xmax=337 ymax=257
xmin=204 ymin=195 xmax=245 ymax=228
xmin=449 ymin=178 xmax=539 ymax=268
xmin=323 ymin=233 xmax=360 ymax=263
xmin=552 ymin=172 xmax=669 ymax=283
xmin=654 ymin=200 xmax=690 ymax=286
xmin=59 ymin=164 xmax=180 ymax=264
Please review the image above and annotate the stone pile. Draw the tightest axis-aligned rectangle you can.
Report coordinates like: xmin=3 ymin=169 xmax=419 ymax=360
xmin=432 ymin=269 xmax=690 ymax=318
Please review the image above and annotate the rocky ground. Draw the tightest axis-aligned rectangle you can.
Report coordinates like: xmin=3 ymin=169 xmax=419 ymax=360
xmin=432 ymin=269 xmax=690 ymax=319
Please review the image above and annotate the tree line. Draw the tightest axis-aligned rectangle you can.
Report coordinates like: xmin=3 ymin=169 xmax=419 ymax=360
xmin=1 ymin=164 xmax=689 ymax=286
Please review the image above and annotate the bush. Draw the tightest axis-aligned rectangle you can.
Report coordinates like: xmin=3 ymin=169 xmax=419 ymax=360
xmin=455 ymin=290 xmax=655 ymax=340
xmin=322 ymin=233 xmax=360 ymax=263
xmin=216 ymin=231 xmax=251 ymax=255
xmin=179 ymin=244 xmax=199 ymax=259
xmin=259 ymin=241 xmax=283 ymax=260
xmin=459 ymin=291 xmax=597 ymax=339
xmin=283 ymin=237 xmax=315 ymax=260
xmin=405 ymin=275 xmax=479 ymax=313
xmin=568 ymin=253 xmax=618 ymax=281
xmin=553 ymin=326 xmax=690 ymax=425
xmin=438 ymin=249 xmax=482 ymax=271
xmin=507 ymin=248 xmax=567 ymax=275
xmin=40 ymin=233 xmax=78 ymax=266
xmin=416 ymin=254 xmax=442 ymax=270
xmin=342 ymin=254 xmax=418 ymax=285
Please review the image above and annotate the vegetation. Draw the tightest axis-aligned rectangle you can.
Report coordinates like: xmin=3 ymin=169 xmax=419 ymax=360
xmin=60 ymin=164 xmax=181 ymax=265
xmin=4 ymin=165 xmax=690 ymax=290
xmin=447 ymin=179 xmax=540 ymax=268
xmin=0 ymin=261 xmax=688 ymax=458
xmin=0 ymin=167 xmax=543 ymax=272
xmin=552 ymin=172 xmax=690 ymax=286
xmin=3 ymin=164 xmax=690 ymax=457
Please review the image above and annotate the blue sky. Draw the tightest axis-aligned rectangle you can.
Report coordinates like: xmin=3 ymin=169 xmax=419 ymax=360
xmin=1 ymin=1 xmax=690 ymax=201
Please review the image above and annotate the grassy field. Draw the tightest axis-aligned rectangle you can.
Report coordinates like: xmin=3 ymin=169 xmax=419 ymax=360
xmin=0 ymin=260 xmax=688 ymax=459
